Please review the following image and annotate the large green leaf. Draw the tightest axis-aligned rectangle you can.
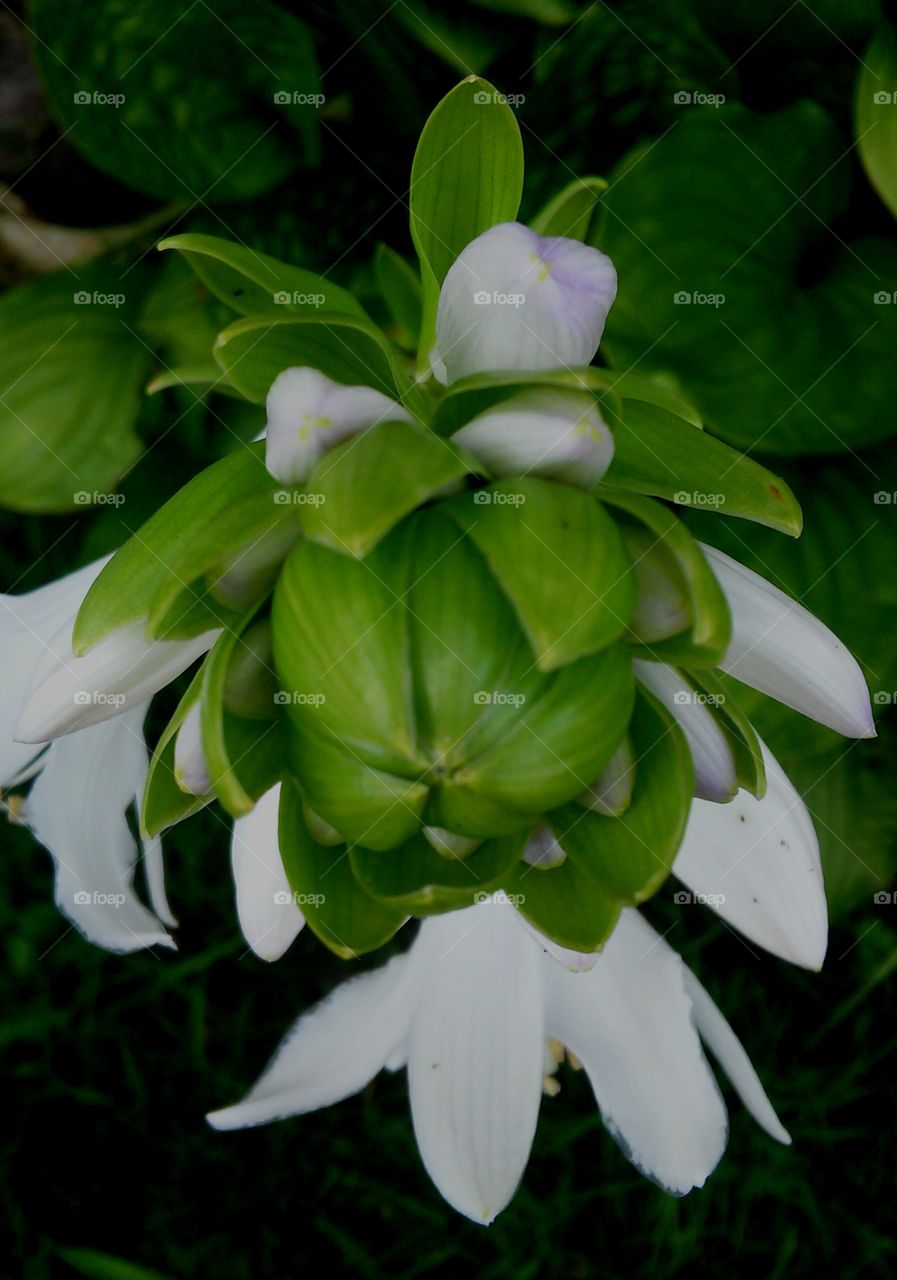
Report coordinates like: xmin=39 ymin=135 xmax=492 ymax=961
xmin=856 ymin=23 xmax=897 ymax=222
xmin=278 ymin=782 xmax=405 ymax=957
xmin=301 ymin=421 xmax=471 ymax=557
xmin=30 ymin=0 xmax=320 ymax=201
xmin=550 ymin=688 xmax=693 ymax=904
xmin=0 ymin=267 xmax=151 ymax=513
xmin=445 ymin=478 xmax=636 ymax=671
xmin=73 ymin=444 xmax=275 ymax=652
xmin=601 ymin=102 xmax=897 ymax=454
xmin=159 ymin=234 xmax=365 ymax=320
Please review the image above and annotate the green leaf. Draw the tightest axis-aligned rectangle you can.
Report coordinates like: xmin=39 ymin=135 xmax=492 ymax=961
xmin=141 ymin=673 xmax=210 ymax=838
xmin=550 ymin=687 xmax=693 ymax=904
xmin=410 ymin=75 xmax=524 ymax=353
xmin=73 ymin=444 xmax=274 ymax=652
xmin=301 ymin=421 xmax=471 ymax=557
xmin=0 ymin=267 xmax=152 ymax=513
xmin=445 ymin=477 xmax=636 ymax=671
xmin=146 ymin=363 xmax=234 ymax=397
xmin=213 ymin=313 xmax=400 ymax=403
xmin=430 ymin=364 xmax=622 ymax=439
xmin=601 ymin=491 xmax=732 ymax=666
xmin=56 ymin=1246 xmax=173 ymax=1280
xmin=602 ymin=399 xmax=802 ymax=537
xmin=530 ymin=176 xmax=607 ymax=241
xmin=160 ymin=234 xmax=365 ymax=320
xmin=349 ymin=828 xmax=527 ymax=914
xmin=200 ymin=608 xmax=285 ymax=817
xmin=374 ymin=243 xmax=423 ymax=350
xmin=278 ymin=781 xmax=405 ymax=957
xmin=31 ymin=0 xmax=320 ymax=201
xmin=856 ymin=23 xmax=897 ymax=221
xmin=503 ymin=851 xmax=621 ymax=953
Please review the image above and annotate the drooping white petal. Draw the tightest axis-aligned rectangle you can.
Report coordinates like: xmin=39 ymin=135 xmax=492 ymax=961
xmin=0 ymin=556 xmax=109 ymax=785
xmin=231 ymin=783 xmax=304 ymax=962
xmin=634 ymin=661 xmax=737 ymax=802
xmin=515 ymin=910 xmax=600 ymax=973
xmin=24 ymin=705 xmax=174 ymax=953
xmin=265 ymin=366 xmax=413 ymax=485
xmin=142 ymin=832 xmax=177 ymax=928
xmin=701 ymin=543 xmax=874 ymax=739
xmin=16 ymin=620 xmax=218 ymax=744
xmin=422 ymin=826 xmax=483 ymax=859
xmin=673 ymin=741 xmax=827 ymax=970
xmin=522 ymin=823 xmax=567 ymax=868
xmin=541 ymin=910 xmax=728 ymax=1194
xmin=207 ymin=951 xmax=417 ymax=1129
xmin=435 ymin=222 xmax=617 ymax=383
xmin=578 ymin=733 xmax=635 ymax=815
xmin=173 ymin=702 xmax=212 ymax=797
xmin=450 ymin=389 xmax=614 ymax=490
xmin=682 ymin=969 xmax=790 ymax=1145
xmin=407 ymin=901 xmax=545 ymax=1224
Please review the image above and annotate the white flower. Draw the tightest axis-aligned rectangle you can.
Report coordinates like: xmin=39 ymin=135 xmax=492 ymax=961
xmin=231 ymin=783 xmax=304 ymax=962
xmin=434 ymin=222 xmax=617 ymax=384
xmin=450 ymin=388 xmax=614 ymax=490
xmin=634 ymin=660 xmax=738 ymax=803
xmin=265 ymin=367 xmax=413 ymax=485
xmin=702 ymin=543 xmax=874 ymax=739
xmin=207 ymin=900 xmax=788 ymax=1224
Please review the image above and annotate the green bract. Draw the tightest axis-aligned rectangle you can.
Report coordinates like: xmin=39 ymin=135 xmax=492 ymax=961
xmin=72 ymin=75 xmax=804 ymax=958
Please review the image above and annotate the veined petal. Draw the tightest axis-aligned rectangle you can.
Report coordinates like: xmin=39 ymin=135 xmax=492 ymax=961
xmin=24 ymin=705 xmax=174 ymax=953
xmin=541 ymin=910 xmax=728 ymax=1195
xmin=0 ymin=556 xmax=109 ymax=785
xmin=407 ymin=901 xmax=545 ymax=1224
xmin=701 ymin=543 xmax=874 ymax=739
xmin=231 ymin=783 xmax=304 ymax=962
xmin=634 ymin=660 xmax=737 ymax=802
xmin=16 ymin=620 xmax=218 ymax=744
xmin=450 ymin=389 xmax=614 ymax=490
xmin=173 ymin=702 xmax=212 ymax=797
xmin=207 ymin=951 xmax=417 ymax=1129
xmin=682 ymin=969 xmax=790 ymax=1145
xmin=435 ymin=222 xmax=617 ymax=383
xmin=265 ymin=366 xmax=413 ymax=485
xmin=673 ymin=741 xmax=827 ymax=970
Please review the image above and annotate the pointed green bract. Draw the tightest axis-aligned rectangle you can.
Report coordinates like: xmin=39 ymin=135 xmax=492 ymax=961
xmin=446 ymin=478 xmax=635 ymax=671
xmin=141 ymin=672 xmax=211 ymax=838
xmin=504 ymin=854 xmax=622 ymax=953
xmin=301 ymin=421 xmax=471 ymax=557
xmin=530 ymin=176 xmax=607 ymax=242
xmin=278 ymin=783 xmax=406 ymax=957
xmin=374 ymin=244 xmax=423 ymax=350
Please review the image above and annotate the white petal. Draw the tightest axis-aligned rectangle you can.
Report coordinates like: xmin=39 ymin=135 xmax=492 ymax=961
xmin=173 ymin=702 xmax=212 ymax=797
xmin=142 ymin=833 xmax=177 ymax=928
xmin=673 ymin=741 xmax=827 ymax=970
xmin=634 ymin=661 xmax=738 ymax=802
xmin=682 ymin=969 xmax=790 ymax=1145
xmin=578 ymin=733 xmax=635 ymax=815
xmin=515 ymin=910 xmax=600 ymax=972
xmin=522 ymin=823 xmax=567 ymax=868
xmin=231 ymin=783 xmax=304 ymax=962
xmin=541 ymin=910 xmax=728 ymax=1194
xmin=207 ymin=951 xmax=417 ymax=1128
xmin=24 ymin=705 xmax=174 ymax=953
xmin=422 ymin=826 xmax=482 ymax=859
xmin=265 ymin=366 xmax=413 ymax=485
xmin=16 ymin=620 xmax=218 ymax=743
xmin=407 ymin=901 xmax=544 ymax=1224
xmin=702 ymin=543 xmax=874 ymax=739
xmin=0 ymin=556 xmax=109 ymax=785
xmin=450 ymin=389 xmax=614 ymax=490
xmin=435 ymin=222 xmax=617 ymax=383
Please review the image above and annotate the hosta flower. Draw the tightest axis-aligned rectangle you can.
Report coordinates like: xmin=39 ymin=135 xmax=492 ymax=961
xmin=208 ymin=899 xmax=789 ymax=1223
